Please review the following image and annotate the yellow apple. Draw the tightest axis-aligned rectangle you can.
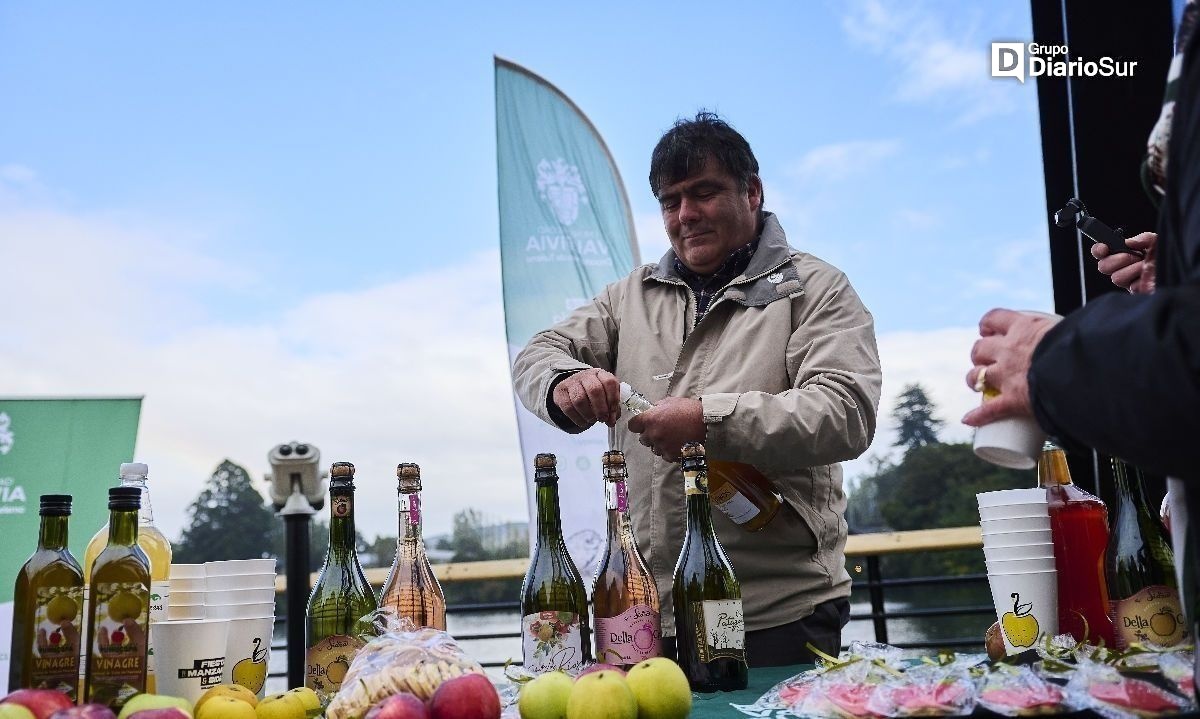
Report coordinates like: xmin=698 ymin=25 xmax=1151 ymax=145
xmin=195 ymin=698 xmax=256 ymax=719
xmin=254 ymin=694 xmax=305 ymax=719
xmin=518 ymin=671 xmax=572 ymax=719
xmin=565 ymin=671 xmax=635 ymax=719
xmin=625 ymin=658 xmax=691 ymax=719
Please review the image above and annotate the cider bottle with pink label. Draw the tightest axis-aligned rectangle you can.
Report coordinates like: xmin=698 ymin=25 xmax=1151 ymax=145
xmin=591 ymin=451 xmax=661 ymax=669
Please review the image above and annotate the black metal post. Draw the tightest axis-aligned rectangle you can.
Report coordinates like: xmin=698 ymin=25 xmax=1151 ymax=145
xmin=283 ymin=509 xmax=311 ymax=689
xmin=866 ymin=555 xmax=888 ymax=645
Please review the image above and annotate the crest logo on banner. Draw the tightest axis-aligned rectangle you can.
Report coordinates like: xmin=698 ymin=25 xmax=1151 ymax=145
xmin=0 ymin=413 xmax=13 ymax=455
xmin=536 ymin=158 xmax=589 ymax=226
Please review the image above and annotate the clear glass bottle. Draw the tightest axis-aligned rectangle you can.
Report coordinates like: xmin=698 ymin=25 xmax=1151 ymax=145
xmin=1037 ymin=442 xmax=1115 ymax=646
xmin=591 ymin=450 xmax=661 ymax=669
xmin=1106 ymin=458 xmax=1189 ymax=649
xmin=84 ymin=487 xmax=150 ymax=709
xmin=672 ymin=442 xmax=748 ymax=692
xmin=519 ymin=453 xmax=591 ymax=673
xmin=10 ymin=495 xmax=84 ymax=699
xmin=619 ymin=383 xmax=781 ymax=531
xmin=378 ymin=462 xmax=446 ymax=631
xmin=305 ymin=461 xmax=378 ymax=695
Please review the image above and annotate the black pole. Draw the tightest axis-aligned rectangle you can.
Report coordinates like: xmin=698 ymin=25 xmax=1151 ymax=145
xmin=284 ymin=508 xmax=312 ymax=689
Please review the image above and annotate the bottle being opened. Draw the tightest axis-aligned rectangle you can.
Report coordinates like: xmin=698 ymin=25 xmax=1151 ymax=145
xmin=672 ymin=442 xmax=748 ymax=692
xmin=619 ymin=383 xmax=781 ymax=531
xmin=519 ymin=453 xmax=591 ymax=674
xmin=591 ymin=450 xmax=661 ymax=669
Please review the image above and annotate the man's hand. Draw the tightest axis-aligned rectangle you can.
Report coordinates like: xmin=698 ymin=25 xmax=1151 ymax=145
xmin=552 ymin=368 xmax=620 ymax=429
xmin=962 ymin=309 xmax=1061 ymax=427
xmin=627 ymin=396 xmax=705 ymax=462
xmin=1091 ymin=231 xmax=1157 ymax=295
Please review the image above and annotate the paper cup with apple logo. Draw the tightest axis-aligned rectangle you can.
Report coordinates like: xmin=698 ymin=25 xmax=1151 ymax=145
xmin=986 ymin=569 xmax=1058 ymax=655
xmin=221 ymin=615 xmax=274 ymax=697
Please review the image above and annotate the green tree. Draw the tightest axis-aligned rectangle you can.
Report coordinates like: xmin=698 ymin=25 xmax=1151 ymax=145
xmin=175 ymin=459 xmax=280 ymax=563
xmin=449 ymin=509 xmax=490 ymax=563
xmin=892 ymin=383 xmax=944 ymax=452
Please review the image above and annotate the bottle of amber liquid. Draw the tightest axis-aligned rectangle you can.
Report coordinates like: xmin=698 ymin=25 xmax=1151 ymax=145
xmin=379 ymin=463 xmax=446 ymax=630
xmin=85 ymin=487 xmax=151 ymax=709
xmin=619 ymin=383 xmax=780 ymax=531
xmin=672 ymin=442 xmax=748 ymax=692
xmin=9 ymin=495 xmax=84 ymax=700
xmin=1106 ymin=458 xmax=1189 ymax=649
xmin=1037 ymin=442 xmax=1115 ymax=646
xmin=592 ymin=451 xmax=661 ymax=669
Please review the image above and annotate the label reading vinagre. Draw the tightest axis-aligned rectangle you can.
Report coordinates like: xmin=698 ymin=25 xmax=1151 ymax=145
xmin=31 ymin=585 xmax=84 ymax=698
xmin=710 ymin=484 xmax=760 ymax=525
xmin=522 ymin=611 xmax=585 ymax=673
xmin=88 ymin=582 xmax=150 ymax=703
xmin=305 ymin=634 xmax=365 ymax=694
xmin=595 ymin=604 xmax=660 ymax=664
xmin=1113 ymin=585 xmax=1189 ymax=648
xmin=691 ymin=599 xmax=745 ymax=663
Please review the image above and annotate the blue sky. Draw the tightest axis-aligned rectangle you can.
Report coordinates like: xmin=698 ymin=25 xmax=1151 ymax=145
xmin=0 ymin=1 xmax=1053 ymax=541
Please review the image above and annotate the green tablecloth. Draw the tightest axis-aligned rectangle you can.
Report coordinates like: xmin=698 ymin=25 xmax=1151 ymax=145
xmin=690 ymin=664 xmax=808 ymax=717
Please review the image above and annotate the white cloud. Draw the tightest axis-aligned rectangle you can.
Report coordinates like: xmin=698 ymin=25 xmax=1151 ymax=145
xmin=789 ymin=140 xmax=901 ymax=185
xmin=893 ymin=208 xmax=941 ymax=232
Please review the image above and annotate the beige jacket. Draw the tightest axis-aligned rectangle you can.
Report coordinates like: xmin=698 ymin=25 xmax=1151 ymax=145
xmin=512 ymin=213 xmax=882 ymax=636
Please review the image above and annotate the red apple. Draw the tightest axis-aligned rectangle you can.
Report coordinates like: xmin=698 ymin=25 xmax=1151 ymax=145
xmin=364 ymin=694 xmax=426 ymax=719
xmin=3 ymin=690 xmax=74 ymax=719
xmin=576 ymin=663 xmax=626 ymax=679
xmin=428 ymin=674 xmax=499 ymax=719
xmin=50 ymin=706 xmax=118 ymax=719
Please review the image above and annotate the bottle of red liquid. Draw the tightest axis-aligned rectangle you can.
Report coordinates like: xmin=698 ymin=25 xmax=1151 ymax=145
xmin=1038 ymin=441 xmax=1116 ymax=646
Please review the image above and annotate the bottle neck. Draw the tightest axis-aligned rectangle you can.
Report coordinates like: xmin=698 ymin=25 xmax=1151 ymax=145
xmin=108 ymin=508 xmax=140 ymax=546
xmin=398 ymin=491 xmax=423 ymax=543
xmin=535 ymin=481 xmax=564 ymax=543
xmin=1112 ymin=459 xmax=1152 ymax=515
xmin=120 ymin=476 xmax=155 ymax=525
xmin=683 ymin=468 xmax=718 ymax=538
xmin=38 ymin=514 xmax=69 ymax=551
xmin=329 ymin=490 xmax=357 ymax=560
xmin=1037 ymin=448 xmax=1073 ymax=486
xmin=605 ymin=478 xmax=633 ymax=538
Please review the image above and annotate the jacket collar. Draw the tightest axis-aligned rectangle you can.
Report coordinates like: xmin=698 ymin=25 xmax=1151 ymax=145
xmin=649 ymin=211 xmax=793 ymax=283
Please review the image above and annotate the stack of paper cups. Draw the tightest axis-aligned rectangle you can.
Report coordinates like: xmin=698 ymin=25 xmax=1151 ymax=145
xmin=168 ymin=564 xmax=206 ymax=620
xmin=205 ymin=559 xmax=277 ymax=697
xmin=977 ymin=489 xmax=1058 ymax=655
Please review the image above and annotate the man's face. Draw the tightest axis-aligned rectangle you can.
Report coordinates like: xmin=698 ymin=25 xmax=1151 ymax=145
xmin=657 ymin=161 xmax=762 ymax=275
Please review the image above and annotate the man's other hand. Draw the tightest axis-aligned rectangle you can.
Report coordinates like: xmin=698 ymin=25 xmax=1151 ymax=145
xmin=1091 ymin=231 xmax=1157 ymax=295
xmin=627 ymin=396 xmax=705 ymax=462
xmin=552 ymin=368 xmax=620 ymax=429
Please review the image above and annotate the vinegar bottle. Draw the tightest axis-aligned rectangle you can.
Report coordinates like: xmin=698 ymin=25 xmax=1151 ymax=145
xmin=1037 ymin=442 xmax=1116 ymax=646
xmin=378 ymin=463 xmax=446 ymax=630
xmin=619 ymin=383 xmax=780 ymax=531
xmin=591 ymin=450 xmax=661 ymax=669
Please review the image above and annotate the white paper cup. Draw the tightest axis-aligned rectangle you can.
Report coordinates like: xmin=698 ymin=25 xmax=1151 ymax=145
xmin=152 ymin=619 xmax=228 ymax=703
xmin=169 ymin=564 xmax=206 ymax=580
xmin=171 ymin=590 xmax=206 ymax=606
xmin=984 ymin=543 xmax=1056 ymax=562
xmin=987 ymin=570 xmax=1058 ymax=655
xmin=987 ymin=556 xmax=1057 ymax=573
xmin=206 ymin=559 xmax=277 ymax=576
xmin=981 ymin=516 xmax=1052 ymax=534
xmin=982 ymin=529 xmax=1054 ymax=547
xmin=169 ymin=578 xmax=206 ymax=593
xmin=979 ymin=503 xmax=1051 ymax=521
xmin=974 ymin=417 xmax=1046 ymax=469
xmin=206 ymin=602 xmax=275 ymax=620
xmin=977 ymin=489 xmax=1048 ymax=508
xmin=205 ymin=573 xmax=276 ymax=592
xmin=167 ymin=603 xmax=206 ymax=620
xmin=207 ymin=588 xmax=275 ymax=605
xmin=221 ymin=616 xmax=275 ymax=697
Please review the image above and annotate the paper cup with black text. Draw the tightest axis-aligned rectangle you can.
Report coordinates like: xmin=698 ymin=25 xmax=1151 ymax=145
xmin=986 ymin=569 xmax=1058 ymax=656
xmin=151 ymin=619 xmax=228 ymax=703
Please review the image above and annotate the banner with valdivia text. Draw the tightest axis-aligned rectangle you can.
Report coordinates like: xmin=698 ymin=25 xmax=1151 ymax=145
xmin=0 ymin=397 xmax=142 ymax=691
xmin=495 ymin=57 xmax=640 ymax=587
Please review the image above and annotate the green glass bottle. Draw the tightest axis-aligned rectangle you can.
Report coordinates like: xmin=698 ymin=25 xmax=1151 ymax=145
xmin=9 ymin=495 xmax=84 ymax=699
xmin=519 ymin=453 xmax=591 ymax=673
xmin=1106 ymin=459 xmax=1189 ymax=649
xmin=305 ymin=461 xmax=378 ymax=696
xmin=84 ymin=487 xmax=151 ymax=709
xmin=672 ymin=441 xmax=748 ymax=692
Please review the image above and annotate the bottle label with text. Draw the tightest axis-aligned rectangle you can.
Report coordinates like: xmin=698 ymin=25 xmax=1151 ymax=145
xmin=595 ymin=604 xmax=661 ymax=665
xmin=691 ymin=599 xmax=745 ymax=663
xmin=30 ymin=585 xmax=83 ymax=698
xmin=88 ymin=582 xmax=150 ymax=701
xmin=522 ymin=611 xmax=585 ymax=673
xmin=398 ymin=494 xmax=421 ymax=526
xmin=683 ymin=471 xmax=708 ymax=496
xmin=305 ymin=634 xmax=366 ymax=694
xmin=710 ymin=484 xmax=760 ymax=525
xmin=1112 ymin=585 xmax=1189 ymax=648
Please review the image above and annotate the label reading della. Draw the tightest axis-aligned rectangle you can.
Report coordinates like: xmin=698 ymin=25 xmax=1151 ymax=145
xmin=31 ymin=585 xmax=84 ymax=697
xmin=306 ymin=634 xmax=366 ymax=693
xmin=1113 ymin=585 xmax=1189 ymax=648
xmin=710 ymin=483 xmax=760 ymax=525
xmin=595 ymin=604 xmax=660 ymax=664
xmin=522 ymin=611 xmax=585 ymax=673
xmin=692 ymin=599 xmax=745 ymax=663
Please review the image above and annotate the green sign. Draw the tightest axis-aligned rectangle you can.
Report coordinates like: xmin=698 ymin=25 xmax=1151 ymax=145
xmin=0 ymin=398 xmax=142 ymax=603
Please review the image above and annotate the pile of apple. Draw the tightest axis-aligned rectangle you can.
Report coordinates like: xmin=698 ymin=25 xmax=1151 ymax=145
xmin=0 ymin=685 xmax=323 ymax=719
xmin=360 ymin=674 xmax=500 ymax=719
xmin=518 ymin=658 xmax=692 ymax=719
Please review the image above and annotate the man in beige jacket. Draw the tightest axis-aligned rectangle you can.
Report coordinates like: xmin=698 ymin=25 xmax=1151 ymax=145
xmin=512 ymin=112 xmax=882 ymax=666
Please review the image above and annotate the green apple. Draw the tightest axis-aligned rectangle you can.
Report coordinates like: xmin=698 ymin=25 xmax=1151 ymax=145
xmin=518 ymin=671 xmax=572 ymax=719
xmin=117 ymin=695 xmax=194 ymax=719
xmin=565 ymin=671 xmax=635 ymax=719
xmin=0 ymin=704 xmax=37 ymax=719
xmin=625 ymin=658 xmax=691 ymax=719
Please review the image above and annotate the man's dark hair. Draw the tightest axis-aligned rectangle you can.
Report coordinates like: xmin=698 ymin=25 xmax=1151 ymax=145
xmin=649 ymin=111 xmax=763 ymax=206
